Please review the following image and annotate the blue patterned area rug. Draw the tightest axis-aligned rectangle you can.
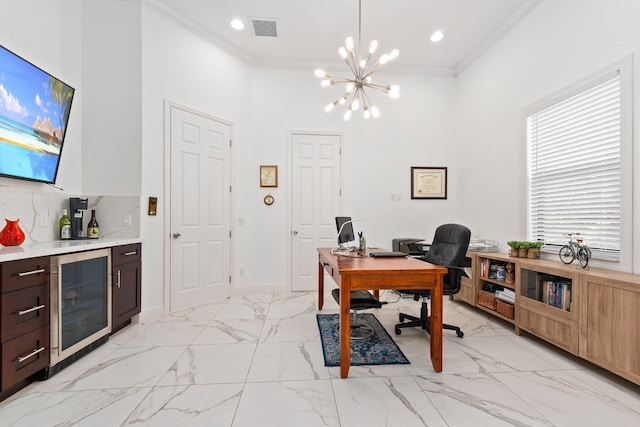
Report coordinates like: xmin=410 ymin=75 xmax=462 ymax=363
xmin=316 ymin=313 xmax=410 ymax=366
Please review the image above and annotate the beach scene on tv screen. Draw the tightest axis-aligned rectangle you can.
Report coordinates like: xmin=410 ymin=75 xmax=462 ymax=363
xmin=0 ymin=46 xmax=74 ymax=182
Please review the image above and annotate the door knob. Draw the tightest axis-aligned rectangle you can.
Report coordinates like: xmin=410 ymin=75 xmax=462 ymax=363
xmin=292 ymin=230 xmax=299 ymax=235
xmin=172 ymin=232 xmax=181 ymax=238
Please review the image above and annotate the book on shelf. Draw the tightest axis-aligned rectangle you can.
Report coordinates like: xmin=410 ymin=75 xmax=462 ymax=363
xmin=541 ymin=280 xmax=572 ymax=311
xmin=480 ymin=258 xmax=488 ymax=278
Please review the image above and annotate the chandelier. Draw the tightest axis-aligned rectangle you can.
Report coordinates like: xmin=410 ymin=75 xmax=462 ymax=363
xmin=314 ymin=0 xmax=400 ymax=121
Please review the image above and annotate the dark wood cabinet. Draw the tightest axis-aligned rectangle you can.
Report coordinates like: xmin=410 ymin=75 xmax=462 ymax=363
xmin=111 ymin=244 xmax=141 ymax=332
xmin=0 ymin=256 xmax=50 ymax=398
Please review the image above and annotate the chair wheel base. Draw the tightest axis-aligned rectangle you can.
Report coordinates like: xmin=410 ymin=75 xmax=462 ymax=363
xmin=335 ymin=323 xmax=375 ymax=340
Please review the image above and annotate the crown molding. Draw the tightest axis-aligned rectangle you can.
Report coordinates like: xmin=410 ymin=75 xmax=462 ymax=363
xmin=144 ymin=0 xmax=254 ymax=65
xmin=144 ymin=0 xmax=541 ymax=77
xmin=455 ymin=0 xmax=543 ymax=74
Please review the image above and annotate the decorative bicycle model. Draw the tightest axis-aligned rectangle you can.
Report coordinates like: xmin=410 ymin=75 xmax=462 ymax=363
xmin=558 ymin=233 xmax=591 ymax=269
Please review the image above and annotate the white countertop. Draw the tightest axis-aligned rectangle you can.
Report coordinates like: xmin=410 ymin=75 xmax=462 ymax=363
xmin=0 ymin=238 xmax=142 ymax=263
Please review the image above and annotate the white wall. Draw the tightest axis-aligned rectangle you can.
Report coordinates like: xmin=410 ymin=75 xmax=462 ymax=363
xmin=456 ymin=0 xmax=640 ymax=272
xmin=81 ymin=0 xmax=142 ymax=196
xmin=138 ymin=6 xmax=461 ymax=304
xmin=241 ymin=68 xmax=458 ymax=290
xmin=0 ymin=0 xmax=83 ymax=194
xmin=140 ymin=5 xmax=252 ymax=310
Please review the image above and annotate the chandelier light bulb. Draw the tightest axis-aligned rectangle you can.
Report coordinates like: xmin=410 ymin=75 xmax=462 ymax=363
xmin=378 ymin=53 xmax=389 ymax=65
xmin=339 ymin=47 xmax=348 ymax=59
xmin=369 ymin=40 xmax=378 ymax=54
xmin=314 ymin=68 xmax=327 ymax=78
xmin=338 ymin=97 xmax=347 ymax=105
xmin=345 ymin=37 xmax=354 ymax=52
xmin=388 ymin=49 xmax=399 ymax=61
xmin=359 ymin=59 xmax=366 ymax=69
xmin=351 ymin=98 xmax=360 ymax=110
xmin=363 ymin=107 xmax=371 ymax=119
xmin=371 ymin=105 xmax=380 ymax=118
xmin=320 ymin=79 xmax=332 ymax=87
xmin=365 ymin=76 xmax=372 ymax=84
xmin=388 ymin=85 xmax=400 ymax=98
xmin=325 ymin=103 xmax=335 ymax=113
xmin=344 ymin=110 xmax=352 ymax=121
xmin=345 ymin=82 xmax=355 ymax=93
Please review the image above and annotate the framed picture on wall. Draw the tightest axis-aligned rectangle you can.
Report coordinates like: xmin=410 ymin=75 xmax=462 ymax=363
xmin=411 ymin=167 xmax=447 ymax=199
xmin=260 ymin=165 xmax=278 ymax=187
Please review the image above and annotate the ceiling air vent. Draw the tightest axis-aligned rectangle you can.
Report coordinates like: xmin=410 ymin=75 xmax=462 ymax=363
xmin=251 ymin=18 xmax=278 ymax=37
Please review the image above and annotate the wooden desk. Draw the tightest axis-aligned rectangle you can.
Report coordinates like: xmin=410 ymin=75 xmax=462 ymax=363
xmin=317 ymin=247 xmax=447 ymax=378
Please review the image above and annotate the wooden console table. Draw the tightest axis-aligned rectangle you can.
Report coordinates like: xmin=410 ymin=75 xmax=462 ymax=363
xmin=317 ymin=247 xmax=447 ymax=378
xmin=456 ymin=252 xmax=640 ymax=385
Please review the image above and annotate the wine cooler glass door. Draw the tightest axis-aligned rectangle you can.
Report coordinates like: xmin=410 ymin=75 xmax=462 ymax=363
xmin=51 ymin=248 xmax=112 ymax=366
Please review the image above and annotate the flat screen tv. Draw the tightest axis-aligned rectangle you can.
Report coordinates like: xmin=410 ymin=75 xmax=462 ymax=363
xmin=0 ymin=44 xmax=75 ymax=184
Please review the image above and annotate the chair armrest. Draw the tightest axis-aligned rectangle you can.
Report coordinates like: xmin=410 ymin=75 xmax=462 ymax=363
xmin=444 ymin=265 xmax=469 ymax=278
xmin=417 ymin=259 xmax=469 ymax=279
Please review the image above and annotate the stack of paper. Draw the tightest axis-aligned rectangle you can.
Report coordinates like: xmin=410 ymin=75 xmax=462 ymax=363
xmin=495 ymin=288 xmax=515 ymax=303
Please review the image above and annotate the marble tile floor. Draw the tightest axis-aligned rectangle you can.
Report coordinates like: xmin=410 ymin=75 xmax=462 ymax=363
xmin=1 ymin=291 xmax=638 ymax=426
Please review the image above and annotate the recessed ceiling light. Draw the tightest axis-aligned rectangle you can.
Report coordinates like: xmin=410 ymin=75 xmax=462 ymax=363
xmin=230 ymin=19 xmax=245 ymax=30
xmin=430 ymin=31 xmax=444 ymax=42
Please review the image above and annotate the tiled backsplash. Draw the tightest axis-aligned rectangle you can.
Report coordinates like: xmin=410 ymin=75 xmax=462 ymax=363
xmin=0 ymin=186 xmax=140 ymax=244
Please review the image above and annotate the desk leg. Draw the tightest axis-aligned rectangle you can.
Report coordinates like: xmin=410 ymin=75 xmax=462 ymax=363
xmin=317 ymin=259 xmax=324 ymax=310
xmin=339 ymin=278 xmax=351 ymax=378
xmin=430 ymin=274 xmax=443 ymax=372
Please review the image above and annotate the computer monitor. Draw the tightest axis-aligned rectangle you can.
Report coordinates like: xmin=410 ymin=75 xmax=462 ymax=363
xmin=335 ymin=216 xmax=356 ymax=247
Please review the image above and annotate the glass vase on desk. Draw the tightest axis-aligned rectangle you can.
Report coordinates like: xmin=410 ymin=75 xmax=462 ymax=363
xmin=359 ymin=235 xmax=366 ymax=255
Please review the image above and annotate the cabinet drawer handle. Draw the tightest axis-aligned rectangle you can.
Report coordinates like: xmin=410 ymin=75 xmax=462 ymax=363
xmin=116 ymin=270 xmax=121 ymax=288
xmin=17 ymin=268 xmax=46 ymax=277
xmin=18 ymin=346 xmax=45 ymax=363
xmin=124 ymin=251 xmax=137 ymax=256
xmin=18 ymin=304 xmax=46 ymax=315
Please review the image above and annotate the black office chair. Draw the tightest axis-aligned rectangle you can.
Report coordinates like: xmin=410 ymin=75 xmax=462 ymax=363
xmin=394 ymin=223 xmax=471 ymax=338
xmin=331 ymin=288 xmax=383 ymax=340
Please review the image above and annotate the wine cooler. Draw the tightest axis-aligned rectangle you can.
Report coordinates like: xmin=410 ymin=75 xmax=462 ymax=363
xmin=48 ymin=249 xmax=111 ymax=375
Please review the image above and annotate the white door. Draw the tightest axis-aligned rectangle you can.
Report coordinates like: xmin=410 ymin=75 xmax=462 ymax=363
xmin=170 ymin=106 xmax=231 ymax=311
xmin=291 ymin=132 xmax=342 ymax=291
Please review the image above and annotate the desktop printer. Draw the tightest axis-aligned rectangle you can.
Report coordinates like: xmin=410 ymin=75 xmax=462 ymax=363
xmin=392 ymin=238 xmax=430 ymax=257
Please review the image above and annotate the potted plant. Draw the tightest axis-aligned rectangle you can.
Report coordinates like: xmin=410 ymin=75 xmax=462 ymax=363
xmin=527 ymin=241 xmax=542 ymax=259
xmin=507 ymin=241 xmax=520 ymax=257
xmin=518 ymin=241 xmax=530 ymax=258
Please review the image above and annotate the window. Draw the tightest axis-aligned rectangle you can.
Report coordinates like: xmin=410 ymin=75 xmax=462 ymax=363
xmin=527 ymin=68 xmax=625 ymax=261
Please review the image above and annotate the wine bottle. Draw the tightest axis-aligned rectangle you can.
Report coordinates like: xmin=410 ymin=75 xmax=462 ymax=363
xmin=59 ymin=208 xmax=71 ymax=240
xmin=87 ymin=209 xmax=100 ymax=239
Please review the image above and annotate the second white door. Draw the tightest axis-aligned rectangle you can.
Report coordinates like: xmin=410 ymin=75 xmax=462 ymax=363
xmin=291 ymin=132 xmax=342 ymax=291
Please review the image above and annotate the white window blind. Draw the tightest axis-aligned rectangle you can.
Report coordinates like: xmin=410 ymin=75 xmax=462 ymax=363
xmin=527 ymin=71 xmax=621 ymax=260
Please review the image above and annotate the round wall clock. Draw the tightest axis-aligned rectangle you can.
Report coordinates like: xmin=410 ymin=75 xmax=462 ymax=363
xmin=264 ymin=194 xmax=274 ymax=205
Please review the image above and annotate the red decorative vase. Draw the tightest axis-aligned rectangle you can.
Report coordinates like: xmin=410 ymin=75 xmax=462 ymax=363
xmin=0 ymin=219 xmax=25 ymax=246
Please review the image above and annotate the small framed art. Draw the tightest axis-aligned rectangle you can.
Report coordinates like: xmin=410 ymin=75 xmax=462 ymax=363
xmin=260 ymin=165 xmax=278 ymax=187
xmin=411 ymin=167 xmax=447 ymax=199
